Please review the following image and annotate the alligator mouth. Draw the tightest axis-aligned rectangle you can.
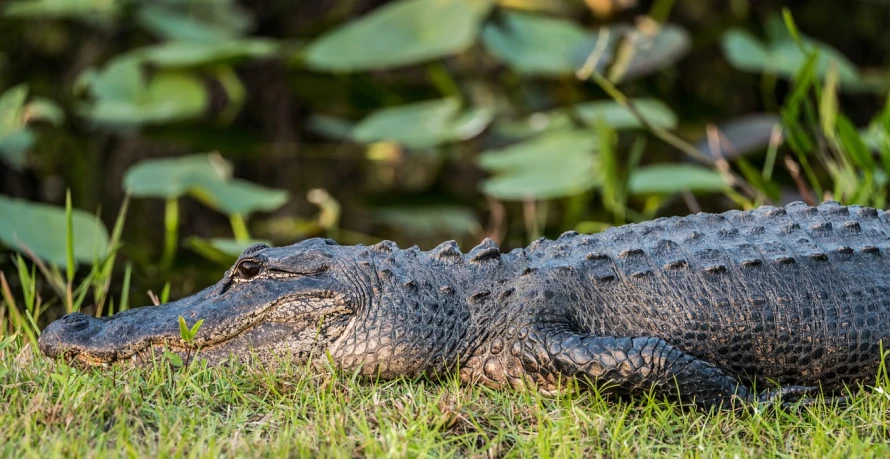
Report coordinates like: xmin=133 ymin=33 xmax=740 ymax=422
xmin=38 ymin=278 xmax=350 ymax=366
xmin=40 ymin=307 xmax=270 ymax=366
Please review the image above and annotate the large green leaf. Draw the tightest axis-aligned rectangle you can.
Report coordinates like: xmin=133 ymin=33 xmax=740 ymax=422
xmin=304 ymin=0 xmax=493 ymax=71
xmin=123 ymin=153 xmax=288 ymax=216
xmin=0 ymin=131 xmax=35 ymax=169
xmin=478 ymin=129 xmax=597 ymax=170
xmin=628 ymin=164 xmax=727 ymax=195
xmin=308 ymin=114 xmax=355 ymax=141
xmin=0 ymin=85 xmax=64 ymax=169
xmin=721 ymin=28 xmax=862 ymax=88
xmin=0 ymin=85 xmax=29 ymax=136
xmin=491 ymin=112 xmax=575 ymax=139
xmin=0 ymin=85 xmax=30 ymax=168
xmin=131 ymin=39 xmax=279 ymax=68
xmin=88 ymin=73 xmax=207 ymax=125
xmin=123 ymin=153 xmax=232 ymax=198
xmin=720 ymin=30 xmax=768 ymax=74
xmin=190 ymin=178 xmax=289 ymax=215
xmin=4 ymin=0 xmax=120 ymax=23
xmin=478 ymin=129 xmax=599 ymax=200
xmin=77 ymin=56 xmax=142 ymax=101
xmin=0 ymin=195 xmax=109 ymax=266
xmin=492 ymin=98 xmax=675 ymax=141
xmin=481 ymin=157 xmax=598 ymax=200
xmin=482 ymin=16 xmax=689 ymax=79
xmin=481 ymin=12 xmax=596 ymax=76
xmin=573 ymin=99 xmax=677 ymax=130
xmin=136 ymin=0 xmax=251 ymax=43
xmin=619 ymin=24 xmax=691 ymax=81
xmin=79 ymin=57 xmax=208 ymax=126
xmin=352 ymin=98 xmax=492 ymax=148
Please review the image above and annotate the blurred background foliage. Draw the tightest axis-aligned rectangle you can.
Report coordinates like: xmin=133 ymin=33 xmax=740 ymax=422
xmin=1 ymin=0 xmax=890 ymax=324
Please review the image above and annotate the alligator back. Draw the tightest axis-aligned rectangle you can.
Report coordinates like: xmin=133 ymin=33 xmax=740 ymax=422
xmin=524 ymin=201 xmax=890 ymax=388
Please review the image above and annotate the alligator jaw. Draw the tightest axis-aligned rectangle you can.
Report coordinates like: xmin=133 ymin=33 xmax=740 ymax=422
xmin=38 ymin=274 xmax=349 ymax=367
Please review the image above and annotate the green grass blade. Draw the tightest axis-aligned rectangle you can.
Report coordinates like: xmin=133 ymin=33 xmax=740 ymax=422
xmin=160 ymin=282 xmax=171 ymax=304
xmin=120 ymin=262 xmax=132 ymax=312
xmin=161 ymin=197 xmax=180 ymax=270
xmin=65 ymin=189 xmax=75 ymax=284
xmin=781 ymin=8 xmax=806 ymax=50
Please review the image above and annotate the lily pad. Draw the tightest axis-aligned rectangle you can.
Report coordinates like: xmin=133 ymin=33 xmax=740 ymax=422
xmin=0 ymin=195 xmax=109 ymax=266
xmin=136 ymin=0 xmax=251 ymax=43
xmin=353 ymin=98 xmax=492 ymax=148
xmin=131 ymin=39 xmax=279 ymax=68
xmin=0 ymin=85 xmax=30 ymax=168
xmin=123 ymin=153 xmax=232 ymax=198
xmin=481 ymin=11 xmax=597 ymax=76
xmin=4 ymin=0 xmax=120 ymax=23
xmin=695 ymin=114 xmax=782 ymax=160
xmin=482 ymin=16 xmax=689 ymax=79
xmin=618 ymin=24 xmax=691 ymax=81
xmin=77 ymin=56 xmax=141 ymax=101
xmin=478 ymin=129 xmax=599 ymax=200
xmin=491 ymin=112 xmax=575 ymax=139
xmin=189 ymin=178 xmax=289 ymax=216
xmin=0 ymin=85 xmax=64 ymax=169
xmin=0 ymin=131 xmax=35 ymax=169
xmin=79 ymin=56 xmax=208 ymax=126
xmin=478 ymin=129 xmax=597 ymax=170
xmin=80 ymin=62 xmax=208 ymax=126
xmin=482 ymin=158 xmax=599 ymax=200
xmin=721 ymin=28 xmax=862 ymax=87
xmin=308 ymin=114 xmax=355 ymax=141
xmin=123 ymin=153 xmax=288 ymax=216
xmin=304 ymin=0 xmax=494 ymax=72
xmin=573 ymin=98 xmax=677 ymax=130
xmin=628 ymin=164 xmax=727 ymax=195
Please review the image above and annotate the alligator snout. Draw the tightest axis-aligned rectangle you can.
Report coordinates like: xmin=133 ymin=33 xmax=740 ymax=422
xmin=39 ymin=312 xmax=106 ymax=361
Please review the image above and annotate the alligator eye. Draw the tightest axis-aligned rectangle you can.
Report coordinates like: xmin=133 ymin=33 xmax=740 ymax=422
xmin=235 ymin=260 xmax=262 ymax=280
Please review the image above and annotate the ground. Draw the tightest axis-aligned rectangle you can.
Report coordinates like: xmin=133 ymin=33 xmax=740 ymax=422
xmin=2 ymin=341 xmax=890 ymax=457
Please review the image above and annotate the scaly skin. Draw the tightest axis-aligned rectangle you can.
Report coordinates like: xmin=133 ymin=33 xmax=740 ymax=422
xmin=39 ymin=201 xmax=890 ymax=409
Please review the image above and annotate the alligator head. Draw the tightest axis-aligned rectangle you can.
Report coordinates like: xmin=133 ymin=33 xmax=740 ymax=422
xmin=38 ymin=238 xmax=370 ymax=367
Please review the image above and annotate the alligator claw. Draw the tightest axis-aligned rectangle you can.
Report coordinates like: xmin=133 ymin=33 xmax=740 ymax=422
xmin=754 ymin=385 xmax=849 ymax=410
xmin=758 ymin=385 xmax=820 ymax=404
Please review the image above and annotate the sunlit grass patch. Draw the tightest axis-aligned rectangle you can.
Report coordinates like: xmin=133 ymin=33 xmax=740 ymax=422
xmin=2 ymin=343 xmax=890 ymax=457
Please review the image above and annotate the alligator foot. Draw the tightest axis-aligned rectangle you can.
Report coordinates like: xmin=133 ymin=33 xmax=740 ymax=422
xmin=520 ymin=325 xmax=752 ymax=409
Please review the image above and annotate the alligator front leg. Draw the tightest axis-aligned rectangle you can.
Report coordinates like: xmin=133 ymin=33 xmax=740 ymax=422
xmin=520 ymin=326 xmax=791 ymax=409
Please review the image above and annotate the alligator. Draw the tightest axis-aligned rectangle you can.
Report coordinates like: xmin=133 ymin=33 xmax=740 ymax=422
xmin=39 ymin=201 xmax=890 ymax=409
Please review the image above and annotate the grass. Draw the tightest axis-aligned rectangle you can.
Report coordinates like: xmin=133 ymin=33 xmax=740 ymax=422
xmin=2 ymin=341 xmax=890 ymax=457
